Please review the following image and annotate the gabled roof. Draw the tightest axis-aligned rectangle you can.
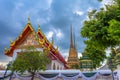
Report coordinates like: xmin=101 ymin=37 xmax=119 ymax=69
xmin=4 ymin=18 xmax=67 ymax=67
xmin=37 ymin=26 xmax=67 ymax=64
xmin=4 ymin=20 xmax=36 ymax=56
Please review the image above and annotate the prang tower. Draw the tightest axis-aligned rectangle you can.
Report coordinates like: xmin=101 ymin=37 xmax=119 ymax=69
xmin=67 ymin=26 xmax=79 ymax=68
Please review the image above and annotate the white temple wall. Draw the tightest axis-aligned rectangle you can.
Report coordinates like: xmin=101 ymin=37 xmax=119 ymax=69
xmin=51 ymin=60 xmax=64 ymax=70
xmin=12 ymin=48 xmax=65 ymax=70
xmin=46 ymin=62 xmax=51 ymax=70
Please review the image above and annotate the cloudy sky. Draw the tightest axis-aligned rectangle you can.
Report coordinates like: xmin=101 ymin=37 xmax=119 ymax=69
xmin=0 ymin=0 xmax=110 ymax=64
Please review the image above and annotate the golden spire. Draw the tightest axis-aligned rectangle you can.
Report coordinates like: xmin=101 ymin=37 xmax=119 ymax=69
xmin=38 ymin=23 xmax=41 ymax=31
xmin=56 ymin=46 xmax=58 ymax=52
xmin=28 ymin=16 xmax=30 ymax=23
xmin=52 ymin=37 xmax=54 ymax=45
xmin=4 ymin=47 xmax=7 ymax=50
xmin=10 ymin=38 xmax=13 ymax=43
xmin=70 ymin=25 xmax=73 ymax=48
xmin=74 ymin=31 xmax=76 ymax=50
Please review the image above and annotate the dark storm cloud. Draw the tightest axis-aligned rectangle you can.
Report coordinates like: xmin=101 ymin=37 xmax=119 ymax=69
xmin=41 ymin=0 xmax=93 ymax=52
xmin=0 ymin=0 xmax=102 ymax=63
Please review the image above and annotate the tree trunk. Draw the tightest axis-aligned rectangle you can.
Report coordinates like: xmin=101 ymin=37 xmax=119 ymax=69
xmin=31 ymin=72 xmax=35 ymax=80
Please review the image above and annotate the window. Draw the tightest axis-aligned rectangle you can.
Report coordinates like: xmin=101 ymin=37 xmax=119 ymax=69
xmin=53 ymin=63 xmax=56 ymax=70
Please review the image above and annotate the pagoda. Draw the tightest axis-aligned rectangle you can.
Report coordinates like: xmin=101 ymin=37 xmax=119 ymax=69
xmin=67 ymin=26 xmax=79 ymax=68
xmin=4 ymin=17 xmax=67 ymax=70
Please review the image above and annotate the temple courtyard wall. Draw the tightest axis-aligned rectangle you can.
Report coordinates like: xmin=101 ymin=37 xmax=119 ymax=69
xmin=0 ymin=77 xmax=114 ymax=80
xmin=0 ymin=70 xmax=119 ymax=80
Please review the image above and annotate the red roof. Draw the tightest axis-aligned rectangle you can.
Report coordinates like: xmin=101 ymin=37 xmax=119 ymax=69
xmin=37 ymin=31 xmax=67 ymax=65
xmin=4 ymin=22 xmax=68 ymax=68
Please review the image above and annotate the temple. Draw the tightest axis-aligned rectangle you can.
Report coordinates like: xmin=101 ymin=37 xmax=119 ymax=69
xmin=4 ymin=17 xmax=67 ymax=70
xmin=67 ymin=26 xmax=79 ymax=68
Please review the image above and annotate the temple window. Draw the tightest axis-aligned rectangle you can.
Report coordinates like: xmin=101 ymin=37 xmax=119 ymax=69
xmin=57 ymin=65 xmax=59 ymax=70
xmin=53 ymin=63 xmax=56 ymax=70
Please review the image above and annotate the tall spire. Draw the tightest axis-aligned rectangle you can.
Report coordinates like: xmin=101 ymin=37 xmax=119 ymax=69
xmin=73 ymin=32 xmax=75 ymax=49
xmin=68 ymin=25 xmax=79 ymax=68
xmin=74 ymin=31 xmax=76 ymax=50
xmin=38 ymin=23 xmax=40 ymax=30
xmin=70 ymin=25 xmax=73 ymax=48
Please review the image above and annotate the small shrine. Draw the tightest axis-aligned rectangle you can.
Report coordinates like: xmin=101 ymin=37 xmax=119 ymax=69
xmin=79 ymin=53 xmax=93 ymax=71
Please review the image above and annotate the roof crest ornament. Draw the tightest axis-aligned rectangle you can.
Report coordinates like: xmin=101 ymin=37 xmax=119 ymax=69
xmin=38 ymin=23 xmax=41 ymax=31
xmin=52 ymin=37 xmax=54 ymax=45
xmin=28 ymin=16 xmax=30 ymax=23
xmin=10 ymin=38 xmax=13 ymax=43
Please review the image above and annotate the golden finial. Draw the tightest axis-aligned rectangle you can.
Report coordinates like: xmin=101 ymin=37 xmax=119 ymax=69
xmin=28 ymin=16 xmax=30 ymax=23
xmin=4 ymin=47 xmax=7 ymax=50
xmin=55 ymin=46 xmax=58 ymax=53
xmin=10 ymin=38 xmax=13 ymax=43
xmin=39 ymin=39 xmax=45 ymax=44
xmin=52 ymin=37 xmax=54 ymax=45
xmin=56 ymin=46 xmax=58 ymax=51
xmin=38 ymin=23 xmax=41 ymax=31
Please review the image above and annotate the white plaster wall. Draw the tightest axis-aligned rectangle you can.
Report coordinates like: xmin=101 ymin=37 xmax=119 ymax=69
xmin=12 ymin=49 xmax=21 ymax=61
xmin=46 ymin=62 xmax=51 ymax=70
xmin=12 ymin=48 xmax=65 ymax=70
xmin=51 ymin=60 xmax=64 ymax=70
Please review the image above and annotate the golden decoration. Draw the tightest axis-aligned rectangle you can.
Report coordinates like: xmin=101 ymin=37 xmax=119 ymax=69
xmin=10 ymin=38 xmax=13 ymax=43
xmin=4 ymin=47 xmax=8 ymax=51
xmin=39 ymin=39 xmax=45 ymax=44
xmin=52 ymin=37 xmax=54 ymax=45
xmin=48 ymin=47 xmax=50 ymax=51
xmin=28 ymin=16 xmax=30 ymax=23
xmin=48 ymin=43 xmax=52 ymax=51
xmin=38 ymin=23 xmax=41 ymax=30
xmin=10 ymin=38 xmax=16 ymax=46
xmin=55 ymin=46 xmax=58 ymax=53
xmin=4 ymin=47 xmax=9 ymax=54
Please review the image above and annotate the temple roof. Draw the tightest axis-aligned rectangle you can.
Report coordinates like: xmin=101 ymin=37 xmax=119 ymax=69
xmin=4 ymin=18 xmax=67 ymax=66
xmin=4 ymin=22 xmax=35 ymax=56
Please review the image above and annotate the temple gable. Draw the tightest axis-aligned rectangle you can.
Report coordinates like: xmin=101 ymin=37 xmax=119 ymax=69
xmin=4 ymin=18 xmax=68 ymax=69
xmin=16 ymin=32 xmax=40 ymax=49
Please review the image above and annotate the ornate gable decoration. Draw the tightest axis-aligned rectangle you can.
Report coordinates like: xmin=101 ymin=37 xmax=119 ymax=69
xmin=18 ymin=32 xmax=39 ymax=47
xmin=4 ymin=18 xmax=67 ymax=67
xmin=4 ymin=18 xmax=40 ymax=56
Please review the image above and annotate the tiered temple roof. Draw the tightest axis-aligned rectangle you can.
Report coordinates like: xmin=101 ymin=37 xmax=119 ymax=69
xmin=4 ymin=18 xmax=67 ymax=68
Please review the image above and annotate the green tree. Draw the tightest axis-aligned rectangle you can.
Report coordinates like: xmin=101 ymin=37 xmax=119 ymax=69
xmin=84 ymin=46 xmax=106 ymax=68
xmin=109 ymin=46 xmax=120 ymax=68
xmin=10 ymin=46 xmax=50 ymax=80
xmin=81 ymin=0 xmax=120 ymax=67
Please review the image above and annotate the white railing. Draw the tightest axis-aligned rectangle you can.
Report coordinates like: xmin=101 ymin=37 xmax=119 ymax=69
xmin=0 ymin=70 xmax=119 ymax=80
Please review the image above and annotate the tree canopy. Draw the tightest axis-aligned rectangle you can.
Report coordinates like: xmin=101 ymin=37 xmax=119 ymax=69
xmin=10 ymin=46 xmax=50 ymax=80
xmin=84 ymin=46 xmax=106 ymax=68
xmin=81 ymin=0 xmax=120 ymax=68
